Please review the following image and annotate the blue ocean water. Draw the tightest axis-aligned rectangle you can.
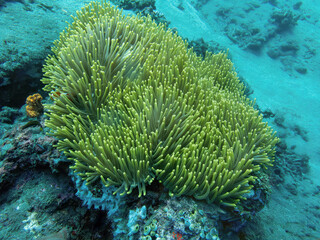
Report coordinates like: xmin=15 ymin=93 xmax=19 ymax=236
xmin=0 ymin=0 xmax=319 ymax=239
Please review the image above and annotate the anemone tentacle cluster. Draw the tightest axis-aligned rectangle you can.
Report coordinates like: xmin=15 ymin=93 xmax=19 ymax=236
xmin=42 ymin=1 xmax=278 ymax=207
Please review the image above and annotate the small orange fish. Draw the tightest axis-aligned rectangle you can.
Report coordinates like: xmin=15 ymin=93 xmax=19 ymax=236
xmin=50 ymin=91 xmax=74 ymax=101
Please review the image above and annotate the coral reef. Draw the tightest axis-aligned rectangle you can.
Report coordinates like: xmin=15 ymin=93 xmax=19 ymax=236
xmin=0 ymin=103 xmax=307 ymax=240
xmin=0 ymin=1 xmax=319 ymax=240
xmin=270 ymin=9 xmax=300 ymax=32
xmin=112 ymin=0 xmax=155 ymax=11
xmin=149 ymin=197 xmax=221 ymax=240
xmin=186 ymin=38 xmax=227 ymax=59
xmin=0 ymin=106 xmax=113 ymax=239
xmin=197 ymin=2 xmax=301 ymax=52
xmin=266 ymin=38 xmax=315 ymax=75
xmin=194 ymin=0 xmax=316 ymax=76
xmin=42 ymin=1 xmax=278 ymax=207
xmin=109 ymin=0 xmax=170 ymax=26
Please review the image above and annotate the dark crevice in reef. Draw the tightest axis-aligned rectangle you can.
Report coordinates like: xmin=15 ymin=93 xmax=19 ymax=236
xmin=0 ymin=62 xmax=45 ymax=109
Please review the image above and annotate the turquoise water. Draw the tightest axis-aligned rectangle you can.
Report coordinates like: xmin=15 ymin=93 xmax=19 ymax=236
xmin=0 ymin=1 xmax=319 ymax=239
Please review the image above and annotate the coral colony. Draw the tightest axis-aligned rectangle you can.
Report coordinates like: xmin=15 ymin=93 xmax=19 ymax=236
xmin=42 ymin=1 xmax=277 ymax=209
